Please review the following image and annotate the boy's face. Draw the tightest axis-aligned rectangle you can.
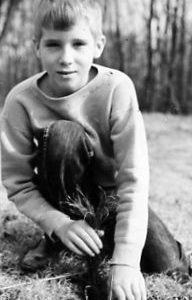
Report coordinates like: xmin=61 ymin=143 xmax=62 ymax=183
xmin=34 ymin=19 xmax=105 ymax=98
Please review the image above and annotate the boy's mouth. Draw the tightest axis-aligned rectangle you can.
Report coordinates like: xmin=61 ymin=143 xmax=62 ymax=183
xmin=57 ymin=70 xmax=77 ymax=76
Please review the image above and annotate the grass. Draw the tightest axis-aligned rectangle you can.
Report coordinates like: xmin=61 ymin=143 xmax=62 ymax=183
xmin=0 ymin=113 xmax=192 ymax=299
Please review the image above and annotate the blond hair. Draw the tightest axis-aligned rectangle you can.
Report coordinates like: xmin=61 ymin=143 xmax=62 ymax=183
xmin=33 ymin=0 xmax=103 ymax=41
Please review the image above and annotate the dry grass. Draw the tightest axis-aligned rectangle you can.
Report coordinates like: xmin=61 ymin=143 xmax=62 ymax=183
xmin=0 ymin=113 xmax=192 ymax=299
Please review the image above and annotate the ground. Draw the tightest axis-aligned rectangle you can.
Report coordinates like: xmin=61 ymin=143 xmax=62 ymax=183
xmin=0 ymin=113 xmax=192 ymax=299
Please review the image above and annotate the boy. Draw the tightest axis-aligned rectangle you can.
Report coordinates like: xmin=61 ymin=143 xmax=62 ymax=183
xmin=1 ymin=0 xmax=189 ymax=299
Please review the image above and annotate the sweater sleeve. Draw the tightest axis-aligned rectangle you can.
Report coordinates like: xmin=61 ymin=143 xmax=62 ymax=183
xmin=110 ymin=75 xmax=149 ymax=268
xmin=1 ymin=102 xmax=71 ymax=237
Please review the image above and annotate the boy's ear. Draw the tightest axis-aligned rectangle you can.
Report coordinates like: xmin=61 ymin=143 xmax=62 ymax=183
xmin=94 ymin=35 xmax=106 ymax=59
xmin=33 ymin=38 xmax=41 ymax=59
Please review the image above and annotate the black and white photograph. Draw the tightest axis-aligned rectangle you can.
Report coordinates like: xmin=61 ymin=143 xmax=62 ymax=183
xmin=0 ymin=1 xmax=192 ymax=299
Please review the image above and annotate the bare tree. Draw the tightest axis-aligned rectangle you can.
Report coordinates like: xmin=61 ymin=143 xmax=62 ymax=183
xmin=0 ymin=0 xmax=23 ymax=45
xmin=166 ymin=0 xmax=180 ymax=113
xmin=144 ymin=0 xmax=156 ymax=111
xmin=115 ymin=0 xmax=125 ymax=71
xmin=160 ymin=0 xmax=171 ymax=104
xmin=186 ymin=39 xmax=192 ymax=112
xmin=177 ymin=0 xmax=187 ymax=113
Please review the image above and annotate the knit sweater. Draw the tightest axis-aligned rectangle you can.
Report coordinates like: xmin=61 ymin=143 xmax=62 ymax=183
xmin=1 ymin=64 xmax=149 ymax=268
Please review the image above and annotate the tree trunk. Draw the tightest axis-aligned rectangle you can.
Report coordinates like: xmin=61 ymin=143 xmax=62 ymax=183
xmin=160 ymin=0 xmax=170 ymax=106
xmin=166 ymin=0 xmax=180 ymax=113
xmin=0 ymin=0 xmax=23 ymax=44
xmin=144 ymin=0 xmax=155 ymax=111
xmin=177 ymin=0 xmax=187 ymax=113
xmin=115 ymin=1 xmax=124 ymax=71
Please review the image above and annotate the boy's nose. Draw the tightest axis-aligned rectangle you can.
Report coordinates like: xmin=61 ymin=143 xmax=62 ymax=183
xmin=59 ymin=46 xmax=73 ymax=65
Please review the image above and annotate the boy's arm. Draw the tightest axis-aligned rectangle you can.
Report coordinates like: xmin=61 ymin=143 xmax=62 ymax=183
xmin=1 ymin=114 xmax=103 ymax=256
xmin=1 ymin=115 xmax=71 ymax=237
xmin=110 ymin=75 xmax=149 ymax=269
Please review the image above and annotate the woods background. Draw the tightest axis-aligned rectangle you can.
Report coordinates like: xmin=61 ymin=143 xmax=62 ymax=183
xmin=0 ymin=0 xmax=192 ymax=113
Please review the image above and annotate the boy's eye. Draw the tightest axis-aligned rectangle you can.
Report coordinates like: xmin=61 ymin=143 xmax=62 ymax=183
xmin=45 ymin=42 xmax=60 ymax=48
xmin=73 ymin=40 xmax=87 ymax=47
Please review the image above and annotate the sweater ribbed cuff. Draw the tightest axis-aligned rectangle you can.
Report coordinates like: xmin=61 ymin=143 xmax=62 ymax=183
xmin=111 ymin=241 xmax=143 ymax=269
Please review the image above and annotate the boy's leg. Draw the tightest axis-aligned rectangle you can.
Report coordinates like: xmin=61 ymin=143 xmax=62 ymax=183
xmin=101 ymin=202 xmax=189 ymax=275
xmin=140 ymin=207 xmax=189 ymax=274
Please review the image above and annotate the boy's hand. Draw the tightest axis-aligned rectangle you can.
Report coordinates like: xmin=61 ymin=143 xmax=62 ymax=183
xmin=55 ymin=220 xmax=103 ymax=256
xmin=109 ymin=265 xmax=146 ymax=300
